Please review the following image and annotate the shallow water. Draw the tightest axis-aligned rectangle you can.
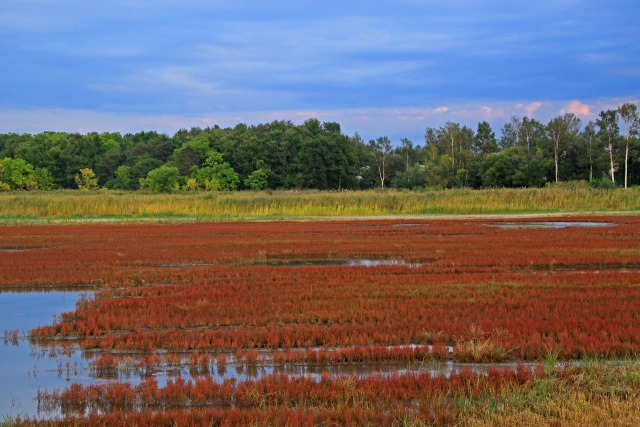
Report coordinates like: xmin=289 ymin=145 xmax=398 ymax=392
xmin=0 ymin=289 xmax=578 ymax=419
xmin=0 ymin=291 xmax=92 ymax=418
xmin=487 ymin=221 xmax=613 ymax=229
xmin=256 ymin=259 xmax=425 ymax=267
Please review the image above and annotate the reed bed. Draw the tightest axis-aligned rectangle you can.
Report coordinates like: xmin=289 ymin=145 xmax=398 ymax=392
xmin=0 ymin=186 xmax=638 ymax=222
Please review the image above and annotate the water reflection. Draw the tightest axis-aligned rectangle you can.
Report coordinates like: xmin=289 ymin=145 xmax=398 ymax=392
xmin=0 ymin=290 xmax=90 ymax=418
xmin=0 ymin=289 xmax=588 ymax=420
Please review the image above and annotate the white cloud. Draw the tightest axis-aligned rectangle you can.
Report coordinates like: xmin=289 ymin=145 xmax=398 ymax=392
xmin=560 ymin=100 xmax=592 ymax=116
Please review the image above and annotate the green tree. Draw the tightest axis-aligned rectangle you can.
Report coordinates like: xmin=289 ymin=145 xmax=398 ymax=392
xmin=425 ymin=122 xmax=475 ymax=187
xmin=11 ymin=132 xmax=73 ymax=187
xmin=171 ymin=134 xmax=212 ymax=175
xmin=107 ymin=165 xmax=134 ymax=190
xmin=580 ymin=122 xmax=599 ymax=182
xmin=396 ymin=138 xmax=419 ymax=171
xmin=130 ymin=155 xmax=164 ymax=188
xmin=192 ymin=150 xmax=240 ymax=191
xmin=0 ymin=157 xmax=41 ymax=190
xmin=480 ymin=147 xmax=549 ymax=188
xmin=520 ymin=117 xmax=546 ymax=157
xmin=352 ymin=132 xmax=376 ymax=189
xmin=288 ymin=122 xmax=358 ymax=190
xmin=546 ymin=113 xmax=581 ymax=183
xmin=500 ymin=116 xmax=522 ymax=149
xmin=33 ymin=168 xmax=55 ymax=190
xmin=368 ymin=136 xmax=393 ymax=189
xmin=244 ymin=160 xmax=271 ymax=190
xmin=75 ymin=168 xmax=99 ymax=190
xmin=481 ymin=148 xmax=519 ymax=187
xmin=291 ymin=130 xmax=329 ymax=189
xmin=0 ymin=133 xmax=32 ymax=159
xmin=94 ymin=132 xmax=125 ymax=184
xmin=145 ymin=165 xmax=181 ymax=192
xmin=421 ymin=128 xmax=450 ymax=188
xmin=5 ymin=157 xmax=34 ymax=189
xmin=0 ymin=161 xmax=9 ymax=191
xmin=474 ymin=121 xmax=498 ymax=157
xmin=231 ymin=130 xmax=266 ymax=185
xmin=391 ymin=164 xmax=426 ymax=189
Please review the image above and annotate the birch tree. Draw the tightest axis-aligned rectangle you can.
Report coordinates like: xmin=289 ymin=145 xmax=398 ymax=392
xmin=618 ymin=103 xmax=639 ymax=188
xmin=596 ymin=110 xmax=619 ymax=183
xmin=581 ymin=121 xmax=597 ymax=182
xmin=520 ymin=117 xmax=545 ymax=157
xmin=368 ymin=136 xmax=393 ymax=189
xmin=546 ymin=113 xmax=581 ymax=183
xmin=500 ymin=116 xmax=522 ymax=149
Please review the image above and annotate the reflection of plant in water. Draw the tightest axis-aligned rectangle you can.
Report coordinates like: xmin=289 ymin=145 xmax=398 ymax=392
xmin=216 ymin=354 xmax=227 ymax=367
xmin=57 ymin=360 xmax=78 ymax=379
xmin=2 ymin=408 xmax=26 ymax=427
xmin=425 ymin=358 xmax=444 ymax=372
xmin=2 ymin=329 xmax=19 ymax=346
xmin=35 ymin=366 xmax=542 ymax=422
xmin=189 ymin=351 xmax=210 ymax=375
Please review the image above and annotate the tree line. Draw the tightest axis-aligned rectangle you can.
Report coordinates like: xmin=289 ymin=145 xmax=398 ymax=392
xmin=0 ymin=104 xmax=638 ymax=192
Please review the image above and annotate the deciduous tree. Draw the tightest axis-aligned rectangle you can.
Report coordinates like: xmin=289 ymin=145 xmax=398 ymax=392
xmin=596 ymin=110 xmax=620 ymax=183
xmin=368 ymin=136 xmax=393 ymax=189
xmin=618 ymin=103 xmax=639 ymax=188
xmin=145 ymin=165 xmax=180 ymax=192
xmin=75 ymin=167 xmax=99 ymax=190
xmin=547 ymin=114 xmax=581 ymax=183
xmin=580 ymin=122 xmax=598 ymax=182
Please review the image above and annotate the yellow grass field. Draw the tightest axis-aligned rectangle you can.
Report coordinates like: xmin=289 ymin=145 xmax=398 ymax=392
xmin=0 ymin=186 xmax=638 ymax=223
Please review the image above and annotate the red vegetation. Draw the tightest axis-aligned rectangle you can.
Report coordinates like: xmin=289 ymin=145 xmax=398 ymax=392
xmin=5 ymin=217 xmax=639 ymax=423
xmin=36 ymin=366 xmax=537 ymax=424
xmin=3 ymin=219 xmax=640 ymax=358
xmin=9 ymin=217 xmax=639 ymax=361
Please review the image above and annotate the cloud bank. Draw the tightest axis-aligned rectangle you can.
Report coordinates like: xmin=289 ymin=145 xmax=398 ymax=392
xmin=0 ymin=1 xmax=638 ymax=142
xmin=2 ymin=97 xmax=637 ymax=143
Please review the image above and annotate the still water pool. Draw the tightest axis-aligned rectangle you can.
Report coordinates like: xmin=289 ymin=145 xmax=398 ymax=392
xmin=0 ymin=291 xmax=90 ymax=418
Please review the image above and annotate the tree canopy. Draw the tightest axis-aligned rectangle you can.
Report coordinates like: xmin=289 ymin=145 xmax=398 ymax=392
xmin=0 ymin=106 xmax=638 ymax=192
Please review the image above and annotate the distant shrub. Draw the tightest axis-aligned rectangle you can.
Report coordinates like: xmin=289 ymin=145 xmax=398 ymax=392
xmin=145 ymin=165 xmax=181 ymax=193
xmin=546 ymin=180 xmax=589 ymax=190
xmin=589 ymin=177 xmax=617 ymax=189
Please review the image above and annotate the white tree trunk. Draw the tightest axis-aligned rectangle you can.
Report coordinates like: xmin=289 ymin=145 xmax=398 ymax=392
xmin=376 ymin=156 xmax=386 ymax=189
xmin=609 ymin=143 xmax=615 ymax=183
xmin=625 ymin=142 xmax=629 ymax=189
xmin=554 ymin=139 xmax=559 ymax=183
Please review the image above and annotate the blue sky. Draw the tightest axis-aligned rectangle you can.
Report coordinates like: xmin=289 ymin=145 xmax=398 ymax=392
xmin=1 ymin=0 xmax=638 ymax=143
